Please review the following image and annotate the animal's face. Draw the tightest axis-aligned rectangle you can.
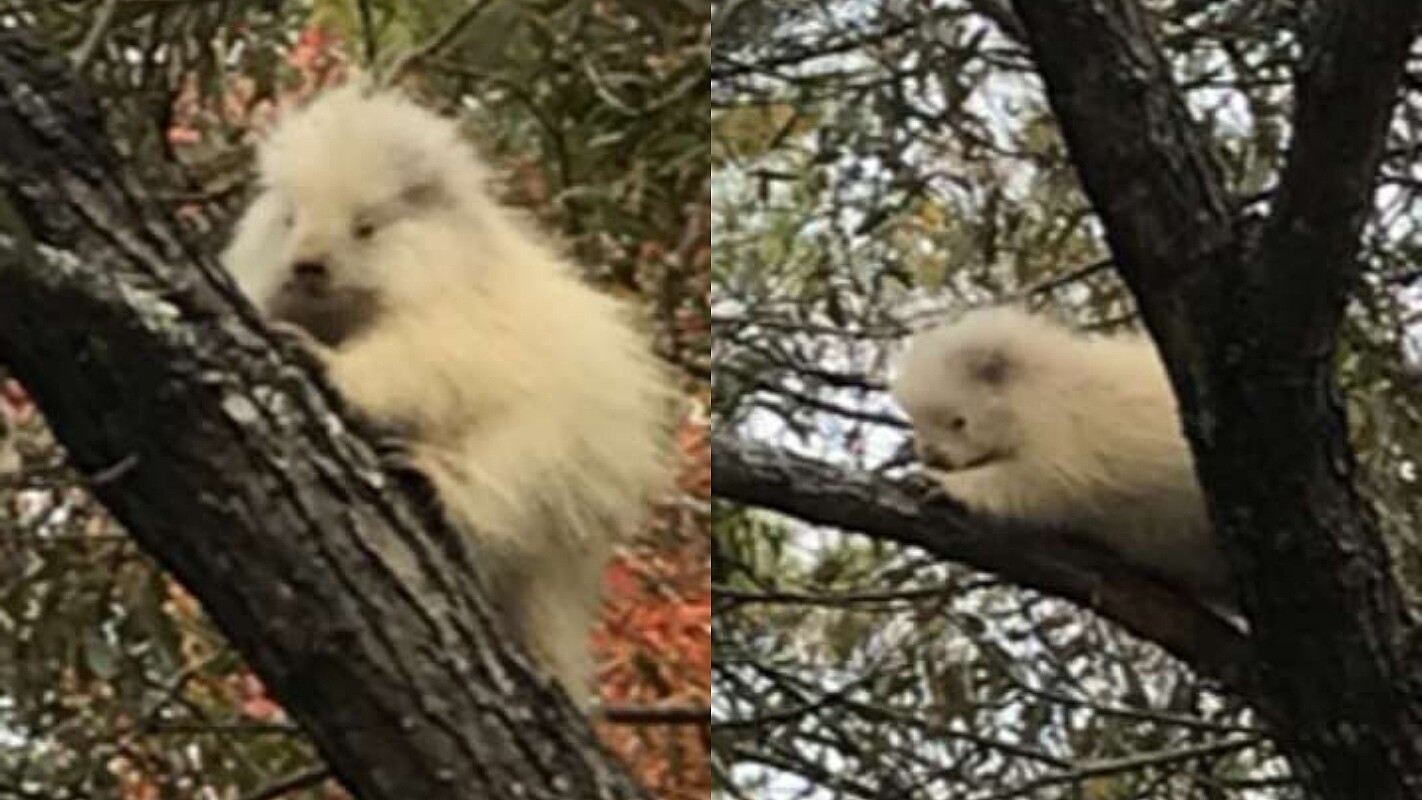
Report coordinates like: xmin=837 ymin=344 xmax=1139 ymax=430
xmin=892 ymin=337 xmax=1022 ymax=472
xmin=222 ymin=86 xmax=494 ymax=345
xmin=900 ymin=383 xmax=1019 ymax=472
xmin=250 ymin=178 xmax=455 ymax=343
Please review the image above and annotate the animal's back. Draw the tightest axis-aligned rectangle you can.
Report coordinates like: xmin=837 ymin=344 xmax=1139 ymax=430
xmin=1060 ymin=336 xmax=1227 ymax=597
xmin=1015 ymin=321 xmax=1229 ymax=600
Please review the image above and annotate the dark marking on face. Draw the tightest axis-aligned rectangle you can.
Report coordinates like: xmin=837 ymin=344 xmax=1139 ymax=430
xmin=919 ymin=444 xmax=955 ymax=471
xmin=966 ymin=347 xmax=1012 ymax=387
xmin=400 ymin=179 xmax=449 ymax=210
xmin=265 ymin=282 xmax=383 ymax=346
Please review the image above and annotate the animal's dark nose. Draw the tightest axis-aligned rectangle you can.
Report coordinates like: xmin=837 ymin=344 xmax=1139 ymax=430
xmin=292 ymin=260 xmax=328 ymax=281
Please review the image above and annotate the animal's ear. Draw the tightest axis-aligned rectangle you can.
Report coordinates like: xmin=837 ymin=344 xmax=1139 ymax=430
xmin=963 ymin=345 xmax=1012 ymax=387
xmin=400 ymin=177 xmax=449 ymax=209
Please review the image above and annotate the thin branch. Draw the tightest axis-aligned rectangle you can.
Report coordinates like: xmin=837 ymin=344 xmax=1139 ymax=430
xmin=1019 ymin=256 xmax=1114 ymax=299
xmin=382 ymin=0 xmax=499 ymax=87
xmin=69 ymin=0 xmax=120 ymax=71
xmin=971 ymin=736 xmax=1266 ymax=800
xmin=601 ymin=703 xmax=709 ymax=726
xmin=1002 ymin=677 xmax=1260 ymax=736
xmin=355 ymin=0 xmax=380 ymax=66
xmin=236 ymin=768 xmax=332 ymax=800
xmin=712 ymin=12 xmax=938 ymax=82
xmin=720 ymin=363 xmax=906 ymax=429
xmin=147 ymin=721 xmax=303 ymax=736
xmin=839 ymin=697 xmax=1072 ymax=769
xmin=714 ymin=581 xmax=979 ymax=609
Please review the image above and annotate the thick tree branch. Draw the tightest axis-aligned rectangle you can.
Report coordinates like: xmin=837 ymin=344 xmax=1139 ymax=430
xmin=711 ymin=433 xmax=1256 ymax=696
xmin=1007 ymin=2 xmax=1422 ymax=797
xmin=1006 ymin=1 xmax=1238 ymax=296
xmin=0 ymin=31 xmax=649 ymax=800
xmin=1202 ymin=8 xmax=1422 ymax=796
xmin=1255 ymin=6 xmax=1421 ymax=350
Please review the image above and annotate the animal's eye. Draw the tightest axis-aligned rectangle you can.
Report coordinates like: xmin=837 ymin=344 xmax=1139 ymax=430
xmin=948 ymin=415 xmax=967 ymax=431
xmin=282 ymin=211 xmax=295 ymax=228
xmin=353 ymin=220 xmax=377 ymax=240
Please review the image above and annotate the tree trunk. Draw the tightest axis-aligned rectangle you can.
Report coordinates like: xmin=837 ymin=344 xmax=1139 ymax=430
xmin=1002 ymin=3 xmax=1422 ymax=797
xmin=0 ymin=30 xmax=650 ymax=800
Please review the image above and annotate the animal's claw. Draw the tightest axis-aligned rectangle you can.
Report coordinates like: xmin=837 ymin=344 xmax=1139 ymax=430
xmin=341 ymin=409 xmax=411 ymax=460
xmin=373 ymin=433 xmax=415 ymax=469
xmin=269 ymin=320 xmax=317 ymax=349
xmin=268 ymin=321 xmax=334 ymax=375
xmin=904 ymin=470 xmax=950 ymax=506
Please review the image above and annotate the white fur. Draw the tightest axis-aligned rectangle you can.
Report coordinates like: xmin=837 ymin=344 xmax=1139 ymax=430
xmin=890 ymin=307 xmax=1233 ymax=607
xmin=222 ymin=85 xmax=671 ymax=702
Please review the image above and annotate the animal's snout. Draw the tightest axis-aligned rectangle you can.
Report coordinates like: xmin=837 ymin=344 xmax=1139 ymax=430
xmin=291 ymin=259 xmax=330 ymax=286
xmin=915 ymin=441 xmax=955 ymax=471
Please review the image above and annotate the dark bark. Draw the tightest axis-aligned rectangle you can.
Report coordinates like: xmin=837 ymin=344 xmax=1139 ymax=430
xmin=0 ymin=31 xmax=650 ymax=800
xmin=1006 ymin=2 xmax=1422 ymax=798
xmin=711 ymin=434 xmax=1257 ymax=693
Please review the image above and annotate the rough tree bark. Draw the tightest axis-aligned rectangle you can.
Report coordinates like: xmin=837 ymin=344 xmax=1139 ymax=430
xmin=0 ymin=32 xmax=651 ymax=800
xmin=711 ymin=435 xmax=1256 ymax=695
xmin=715 ymin=2 xmax=1422 ymax=798
xmin=1008 ymin=2 xmax=1422 ymax=798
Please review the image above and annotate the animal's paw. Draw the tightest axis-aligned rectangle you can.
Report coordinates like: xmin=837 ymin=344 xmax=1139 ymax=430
xmin=269 ymin=321 xmax=333 ymax=371
xmin=904 ymin=468 xmax=1000 ymax=518
xmin=904 ymin=470 xmax=953 ymax=507
xmin=269 ymin=319 xmax=317 ymax=349
xmin=346 ymin=411 xmax=416 ymax=465
xmin=373 ymin=434 xmax=419 ymax=474
xmin=350 ymin=416 xmax=440 ymax=513
xmin=381 ymin=450 xmax=444 ymax=520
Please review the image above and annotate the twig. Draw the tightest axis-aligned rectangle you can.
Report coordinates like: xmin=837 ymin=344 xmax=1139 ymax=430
xmin=148 ymin=721 xmax=303 ymax=736
xmin=970 ymin=736 xmax=1265 ymax=800
xmin=381 ymin=0 xmax=498 ymax=87
xmin=714 ymin=581 xmax=975 ymax=608
xmin=235 ymin=767 xmax=332 ymax=800
xmin=1019 ymin=257 xmax=1114 ymax=299
xmin=70 ymin=0 xmax=121 ymax=71
xmin=601 ymin=703 xmax=709 ymax=726
xmin=89 ymin=453 xmax=139 ymax=485
xmin=355 ymin=0 xmax=379 ymax=66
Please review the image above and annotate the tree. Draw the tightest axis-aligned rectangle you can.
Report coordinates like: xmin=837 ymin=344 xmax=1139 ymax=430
xmin=0 ymin=2 xmax=708 ymax=799
xmin=713 ymin=2 xmax=1422 ymax=798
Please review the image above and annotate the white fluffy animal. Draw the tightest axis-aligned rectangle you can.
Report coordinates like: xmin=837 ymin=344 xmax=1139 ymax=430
xmin=221 ymin=85 xmax=670 ymax=703
xmin=890 ymin=306 xmax=1233 ymax=608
